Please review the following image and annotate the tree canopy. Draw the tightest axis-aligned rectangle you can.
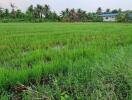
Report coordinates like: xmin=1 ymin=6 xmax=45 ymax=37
xmin=0 ymin=4 xmax=131 ymax=22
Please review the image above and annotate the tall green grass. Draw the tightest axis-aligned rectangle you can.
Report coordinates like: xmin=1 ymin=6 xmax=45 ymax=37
xmin=0 ymin=23 xmax=132 ymax=99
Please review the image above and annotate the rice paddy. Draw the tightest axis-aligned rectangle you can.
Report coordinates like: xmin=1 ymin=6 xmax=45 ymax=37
xmin=0 ymin=23 xmax=132 ymax=99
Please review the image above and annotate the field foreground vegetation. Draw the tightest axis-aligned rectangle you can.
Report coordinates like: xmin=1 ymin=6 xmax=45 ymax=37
xmin=0 ymin=23 xmax=132 ymax=99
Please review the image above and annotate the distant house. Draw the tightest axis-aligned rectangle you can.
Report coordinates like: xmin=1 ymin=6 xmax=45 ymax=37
xmin=128 ymin=13 xmax=132 ymax=21
xmin=98 ymin=13 xmax=118 ymax=22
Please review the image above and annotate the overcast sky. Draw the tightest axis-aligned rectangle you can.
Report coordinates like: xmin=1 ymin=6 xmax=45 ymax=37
xmin=0 ymin=0 xmax=132 ymax=13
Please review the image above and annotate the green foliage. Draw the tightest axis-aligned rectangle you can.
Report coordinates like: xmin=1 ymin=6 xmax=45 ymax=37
xmin=0 ymin=4 xmax=132 ymax=22
xmin=0 ymin=23 xmax=132 ymax=99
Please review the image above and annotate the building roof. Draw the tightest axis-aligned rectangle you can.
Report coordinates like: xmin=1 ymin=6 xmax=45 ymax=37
xmin=128 ymin=14 xmax=132 ymax=18
xmin=98 ymin=13 xmax=118 ymax=17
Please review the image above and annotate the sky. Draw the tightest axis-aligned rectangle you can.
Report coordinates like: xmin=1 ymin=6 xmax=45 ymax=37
xmin=0 ymin=0 xmax=132 ymax=13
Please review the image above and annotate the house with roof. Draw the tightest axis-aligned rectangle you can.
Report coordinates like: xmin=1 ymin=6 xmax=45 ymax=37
xmin=98 ymin=13 xmax=118 ymax=22
xmin=128 ymin=13 xmax=132 ymax=21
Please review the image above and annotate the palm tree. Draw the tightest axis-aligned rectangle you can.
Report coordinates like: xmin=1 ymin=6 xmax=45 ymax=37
xmin=77 ymin=9 xmax=88 ymax=22
xmin=118 ymin=8 xmax=122 ymax=13
xmin=96 ymin=7 xmax=102 ymax=14
xmin=61 ymin=8 xmax=70 ymax=21
xmin=60 ymin=11 xmax=65 ymax=17
xmin=10 ymin=3 xmax=17 ymax=18
xmin=43 ymin=4 xmax=50 ymax=18
xmin=36 ymin=4 xmax=43 ymax=18
xmin=65 ymin=8 xmax=70 ymax=15
xmin=106 ymin=8 xmax=111 ymax=13
xmin=16 ymin=9 xmax=23 ymax=18
xmin=77 ymin=9 xmax=82 ymax=14
xmin=61 ymin=8 xmax=69 ymax=17
xmin=0 ymin=7 xmax=4 ymax=18
xmin=112 ymin=9 xmax=118 ymax=13
xmin=26 ymin=5 xmax=34 ymax=20
xmin=4 ymin=9 xmax=9 ymax=18
xmin=34 ymin=7 xmax=39 ymax=18
xmin=27 ymin=5 xmax=34 ymax=15
xmin=70 ymin=9 xmax=78 ymax=22
xmin=39 ymin=5 xmax=43 ymax=18
xmin=77 ymin=9 xmax=83 ymax=21
xmin=48 ymin=11 xmax=59 ymax=21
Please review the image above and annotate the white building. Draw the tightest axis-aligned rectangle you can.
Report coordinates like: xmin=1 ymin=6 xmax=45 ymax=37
xmin=99 ymin=13 xmax=118 ymax=22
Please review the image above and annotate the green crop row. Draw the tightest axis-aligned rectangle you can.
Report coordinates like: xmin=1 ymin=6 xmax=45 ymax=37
xmin=0 ymin=23 xmax=132 ymax=99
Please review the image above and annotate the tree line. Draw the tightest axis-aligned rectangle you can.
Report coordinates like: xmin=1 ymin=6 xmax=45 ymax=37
xmin=0 ymin=4 xmax=132 ymax=22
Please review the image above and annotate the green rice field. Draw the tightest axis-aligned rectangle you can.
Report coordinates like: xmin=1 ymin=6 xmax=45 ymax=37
xmin=0 ymin=23 xmax=132 ymax=99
